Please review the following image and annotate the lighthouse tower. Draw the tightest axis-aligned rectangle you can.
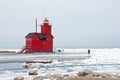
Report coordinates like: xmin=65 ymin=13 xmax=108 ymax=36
xmin=40 ymin=18 xmax=54 ymax=52
xmin=20 ymin=18 xmax=54 ymax=53
xmin=41 ymin=18 xmax=51 ymax=35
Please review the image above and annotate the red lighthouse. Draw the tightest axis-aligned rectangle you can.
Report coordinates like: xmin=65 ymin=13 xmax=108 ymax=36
xmin=20 ymin=18 xmax=54 ymax=53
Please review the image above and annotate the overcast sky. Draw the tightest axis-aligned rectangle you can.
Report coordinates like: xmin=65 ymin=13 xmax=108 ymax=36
xmin=0 ymin=0 xmax=120 ymax=49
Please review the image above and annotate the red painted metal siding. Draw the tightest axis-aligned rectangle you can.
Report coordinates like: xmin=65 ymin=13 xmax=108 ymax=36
xmin=41 ymin=24 xmax=51 ymax=35
xmin=26 ymin=38 xmax=32 ymax=48
xmin=25 ymin=35 xmax=53 ymax=53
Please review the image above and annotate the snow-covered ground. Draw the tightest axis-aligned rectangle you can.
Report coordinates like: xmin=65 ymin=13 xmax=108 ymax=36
xmin=82 ymin=48 xmax=120 ymax=64
xmin=0 ymin=48 xmax=120 ymax=80
xmin=0 ymin=49 xmax=20 ymax=53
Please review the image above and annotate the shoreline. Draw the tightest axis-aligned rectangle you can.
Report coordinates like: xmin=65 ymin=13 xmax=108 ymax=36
xmin=64 ymin=77 xmax=120 ymax=80
xmin=0 ymin=51 xmax=17 ymax=53
xmin=0 ymin=49 xmax=19 ymax=53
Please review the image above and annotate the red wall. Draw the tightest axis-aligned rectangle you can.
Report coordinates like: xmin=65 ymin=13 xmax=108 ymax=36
xmin=41 ymin=24 xmax=51 ymax=35
xmin=26 ymin=35 xmax=53 ymax=53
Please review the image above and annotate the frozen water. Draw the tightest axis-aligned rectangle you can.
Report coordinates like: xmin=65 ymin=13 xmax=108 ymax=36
xmin=81 ymin=48 xmax=120 ymax=64
xmin=0 ymin=48 xmax=120 ymax=79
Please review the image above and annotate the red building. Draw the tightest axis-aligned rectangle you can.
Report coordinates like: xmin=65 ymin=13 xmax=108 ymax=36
xmin=20 ymin=18 xmax=54 ymax=53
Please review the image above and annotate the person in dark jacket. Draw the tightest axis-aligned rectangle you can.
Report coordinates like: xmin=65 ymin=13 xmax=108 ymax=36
xmin=88 ymin=49 xmax=90 ymax=54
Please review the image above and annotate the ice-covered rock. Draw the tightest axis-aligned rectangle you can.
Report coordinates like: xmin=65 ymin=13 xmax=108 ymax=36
xmin=85 ymin=74 xmax=93 ymax=78
xmin=14 ymin=76 xmax=24 ymax=80
xmin=28 ymin=69 xmax=38 ymax=75
xmin=43 ymin=79 xmax=50 ymax=80
xmin=77 ymin=68 xmax=93 ymax=77
xmin=77 ymin=72 xmax=85 ymax=77
xmin=83 ymin=68 xmax=93 ymax=75
xmin=93 ymin=72 xmax=101 ymax=77
xmin=33 ymin=76 xmax=45 ymax=80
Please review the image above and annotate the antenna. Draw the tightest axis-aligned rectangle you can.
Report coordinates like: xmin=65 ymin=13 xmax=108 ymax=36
xmin=36 ymin=18 xmax=37 ymax=33
xmin=42 ymin=0 xmax=46 ymax=19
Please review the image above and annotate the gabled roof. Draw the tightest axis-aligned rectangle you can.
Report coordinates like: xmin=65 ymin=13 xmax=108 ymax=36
xmin=25 ymin=33 xmax=34 ymax=38
xmin=45 ymin=33 xmax=54 ymax=38
xmin=25 ymin=32 xmax=46 ymax=40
